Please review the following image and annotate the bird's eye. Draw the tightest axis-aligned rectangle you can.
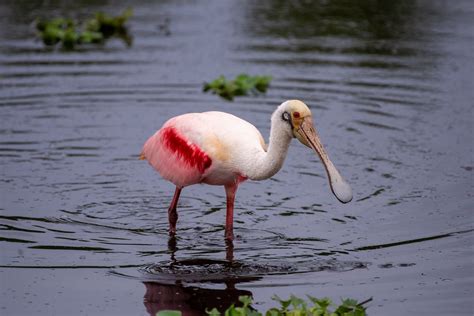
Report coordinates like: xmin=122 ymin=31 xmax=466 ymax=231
xmin=282 ymin=111 xmax=290 ymax=122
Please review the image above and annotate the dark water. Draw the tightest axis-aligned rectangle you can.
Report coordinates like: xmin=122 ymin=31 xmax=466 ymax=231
xmin=1 ymin=1 xmax=473 ymax=315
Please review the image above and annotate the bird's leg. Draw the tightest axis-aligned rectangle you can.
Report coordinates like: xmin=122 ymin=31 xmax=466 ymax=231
xmin=168 ymin=186 xmax=182 ymax=236
xmin=225 ymin=239 xmax=234 ymax=262
xmin=224 ymin=183 xmax=238 ymax=241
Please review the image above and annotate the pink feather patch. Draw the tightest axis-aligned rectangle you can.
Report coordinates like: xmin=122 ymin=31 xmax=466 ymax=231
xmin=162 ymin=127 xmax=212 ymax=173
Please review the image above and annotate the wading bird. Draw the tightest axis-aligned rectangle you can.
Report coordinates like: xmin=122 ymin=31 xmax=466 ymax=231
xmin=141 ymin=100 xmax=352 ymax=240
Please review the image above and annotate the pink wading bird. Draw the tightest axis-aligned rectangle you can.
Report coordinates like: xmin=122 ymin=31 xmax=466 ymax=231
xmin=140 ymin=100 xmax=352 ymax=240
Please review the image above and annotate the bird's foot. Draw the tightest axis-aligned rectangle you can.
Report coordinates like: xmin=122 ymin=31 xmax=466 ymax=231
xmin=168 ymin=207 xmax=178 ymax=236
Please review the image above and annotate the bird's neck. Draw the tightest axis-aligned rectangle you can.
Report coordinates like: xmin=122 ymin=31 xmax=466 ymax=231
xmin=247 ymin=118 xmax=292 ymax=181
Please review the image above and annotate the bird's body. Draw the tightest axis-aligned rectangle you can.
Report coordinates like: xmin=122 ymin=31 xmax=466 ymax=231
xmin=142 ymin=111 xmax=268 ymax=188
xmin=141 ymin=100 xmax=352 ymax=240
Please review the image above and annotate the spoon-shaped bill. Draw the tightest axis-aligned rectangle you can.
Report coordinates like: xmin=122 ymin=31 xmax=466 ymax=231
xmin=296 ymin=117 xmax=353 ymax=203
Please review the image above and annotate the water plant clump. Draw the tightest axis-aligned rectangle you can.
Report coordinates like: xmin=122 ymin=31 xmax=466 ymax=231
xmin=35 ymin=8 xmax=133 ymax=50
xmin=208 ymin=295 xmax=371 ymax=316
xmin=203 ymin=74 xmax=272 ymax=101
xmin=156 ymin=295 xmax=371 ymax=316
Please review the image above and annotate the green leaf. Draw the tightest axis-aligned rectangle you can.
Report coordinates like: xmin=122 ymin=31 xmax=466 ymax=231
xmin=289 ymin=294 xmax=306 ymax=309
xmin=206 ymin=308 xmax=221 ymax=316
xmin=239 ymin=295 xmax=253 ymax=308
xmin=341 ymin=299 xmax=358 ymax=307
xmin=247 ymin=309 xmax=263 ymax=316
xmin=85 ymin=18 xmax=100 ymax=32
xmin=333 ymin=298 xmax=368 ymax=316
xmin=62 ymin=28 xmax=78 ymax=50
xmin=224 ymin=304 xmax=235 ymax=316
xmin=41 ymin=26 xmax=64 ymax=46
xmin=156 ymin=310 xmax=182 ymax=316
xmin=203 ymin=74 xmax=272 ymax=100
xmin=254 ymin=76 xmax=272 ymax=92
xmin=154 ymin=294 xmax=369 ymax=316
xmin=307 ymin=295 xmax=332 ymax=311
xmin=79 ymin=31 xmax=103 ymax=44
xmin=36 ymin=8 xmax=132 ymax=50
xmin=265 ymin=308 xmax=282 ymax=316
xmin=271 ymin=295 xmax=292 ymax=311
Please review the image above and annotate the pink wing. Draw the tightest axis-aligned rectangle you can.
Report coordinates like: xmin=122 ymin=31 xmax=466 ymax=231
xmin=141 ymin=116 xmax=212 ymax=188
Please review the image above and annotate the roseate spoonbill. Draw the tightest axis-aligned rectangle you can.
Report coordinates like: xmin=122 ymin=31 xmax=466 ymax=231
xmin=141 ymin=100 xmax=352 ymax=240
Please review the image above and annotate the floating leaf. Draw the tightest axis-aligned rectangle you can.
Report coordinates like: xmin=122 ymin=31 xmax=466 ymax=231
xmin=203 ymin=74 xmax=272 ymax=101
xmin=239 ymin=295 xmax=253 ymax=308
xmin=35 ymin=8 xmax=132 ymax=50
xmin=79 ymin=31 xmax=103 ymax=44
xmin=62 ymin=28 xmax=78 ymax=50
xmin=166 ymin=294 xmax=369 ymax=316
xmin=308 ymin=295 xmax=332 ymax=311
xmin=265 ymin=308 xmax=281 ymax=316
xmin=271 ymin=295 xmax=292 ymax=311
xmin=206 ymin=308 xmax=221 ymax=316
xmin=156 ymin=310 xmax=182 ymax=316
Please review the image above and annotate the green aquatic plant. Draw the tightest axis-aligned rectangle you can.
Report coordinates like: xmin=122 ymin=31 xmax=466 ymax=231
xmin=206 ymin=295 xmax=260 ymax=316
xmin=197 ymin=295 xmax=370 ymax=316
xmin=156 ymin=311 xmax=182 ymax=316
xmin=203 ymin=74 xmax=272 ymax=101
xmin=85 ymin=9 xmax=133 ymax=45
xmin=35 ymin=8 xmax=133 ymax=50
xmin=267 ymin=295 xmax=371 ymax=316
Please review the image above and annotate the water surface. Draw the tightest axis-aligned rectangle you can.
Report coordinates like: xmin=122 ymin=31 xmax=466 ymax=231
xmin=1 ymin=1 xmax=473 ymax=315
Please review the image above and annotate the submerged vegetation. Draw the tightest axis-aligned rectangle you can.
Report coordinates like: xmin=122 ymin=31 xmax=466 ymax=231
xmin=156 ymin=295 xmax=372 ymax=316
xmin=203 ymin=74 xmax=272 ymax=101
xmin=35 ymin=8 xmax=133 ymax=50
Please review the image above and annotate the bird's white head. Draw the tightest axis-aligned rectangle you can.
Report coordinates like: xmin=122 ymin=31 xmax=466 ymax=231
xmin=277 ymin=100 xmax=353 ymax=203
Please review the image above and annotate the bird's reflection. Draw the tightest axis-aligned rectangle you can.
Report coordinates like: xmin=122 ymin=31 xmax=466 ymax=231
xmin=143 ymin=237 xmax=257 ymax=315
xmin=143 ymin=281 xmax=252 ymax=316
